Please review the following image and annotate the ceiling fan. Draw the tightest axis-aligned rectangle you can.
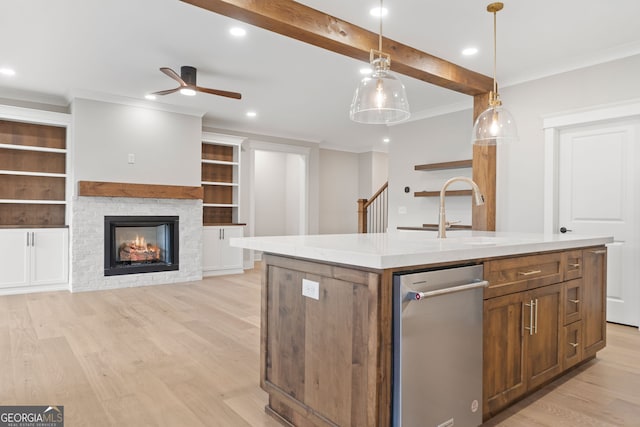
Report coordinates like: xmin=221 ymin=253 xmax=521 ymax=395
xmin=152 ymin=66 xmax=242 ymax=99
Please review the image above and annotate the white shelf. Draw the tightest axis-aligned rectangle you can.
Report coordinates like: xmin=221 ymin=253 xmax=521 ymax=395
xmin=202 ymin=159 xmax=238 ymax=166
xmin=0 ymin=143 xmax=66 ymax=154
xmin=0 ymin=199 xmax=66 ymax=205
xmin=0 ymin=170 xmax=66 ymax=178
xmin=201 ymin=181 xmax=238 ymax=187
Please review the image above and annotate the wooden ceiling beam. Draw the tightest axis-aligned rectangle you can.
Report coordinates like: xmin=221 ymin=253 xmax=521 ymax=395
xmin=181 ymin=0 xmax=494 ymax=96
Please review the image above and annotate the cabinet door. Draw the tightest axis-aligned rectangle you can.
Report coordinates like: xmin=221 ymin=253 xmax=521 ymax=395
xmin=30 ymin=229 xmax=69 ymax=286
xmin=0 ymin=230 xmax=30 ymax=288
xmin=526 ymin=283 xmax=563 ymax=390
xmin=219 ymin=226 xmax=243 ymax=270
xmin=202 ymin=226 xmax=222 ymax=271
xmin=583 ymin=247 xmax=607 ymax=358
xmin=483 ymin=292 xmax=527 ymax=418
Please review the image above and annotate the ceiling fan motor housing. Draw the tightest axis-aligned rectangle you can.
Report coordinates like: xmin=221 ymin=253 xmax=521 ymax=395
xmin=181 ymin=66 xmax=197 ymax=86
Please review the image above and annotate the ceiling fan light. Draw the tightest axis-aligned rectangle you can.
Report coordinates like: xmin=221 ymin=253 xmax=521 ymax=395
xmin=472 ymin=104 xmax=518 ymax=145
xmin=179 ymin=87 xmax=196 ymax=96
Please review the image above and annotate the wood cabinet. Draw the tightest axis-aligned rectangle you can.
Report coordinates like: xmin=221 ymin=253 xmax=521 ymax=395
xmin=0 ymin=228 xmax=69 ymax=291
xmin=582 ymin=247 xmax=607 ymax=358
xmin=483 ymin=246 xmax=606 ymax=420
xmin=0 ymin=119 xmax=68 ymax=226
xmin=483 ymin=282 xmax=563 ymax=416
xmin=261 ymin=255 xmax=383 ymax=427
xmin=202 ymin=225 xmax=244 ymax=276
xmin=201 ymin=132 xmax=244 ymax=226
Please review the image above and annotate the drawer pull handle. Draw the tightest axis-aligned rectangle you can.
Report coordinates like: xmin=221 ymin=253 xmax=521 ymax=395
xmin=589 ymin=249 xmax=606 ymax=255
xmin=518 ymin=270 xmax=542 ymax=276
xmin=569 ymin=299 xmax=580 ymax=304
xmin=569 ymin=263 xmax=581 ymax=268
xmin=569 ymin=342 xmax=579 ymax=348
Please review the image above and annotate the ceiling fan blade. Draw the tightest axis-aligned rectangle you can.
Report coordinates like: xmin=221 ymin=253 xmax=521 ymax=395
xmin=152 ymin=87 xmax=181 ymax=96
xmin=159 ymin=67 xmax=186 ymax=85
xmin=195 ymin=86 xmax=242 ymax=99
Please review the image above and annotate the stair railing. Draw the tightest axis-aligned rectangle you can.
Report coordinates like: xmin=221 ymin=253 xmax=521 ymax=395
xmin=357 ymin=181 xmax=388 ymax=233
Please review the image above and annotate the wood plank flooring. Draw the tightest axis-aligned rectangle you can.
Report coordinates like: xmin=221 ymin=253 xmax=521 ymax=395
xmin=1 ymin=267 xmax=638 ymax=426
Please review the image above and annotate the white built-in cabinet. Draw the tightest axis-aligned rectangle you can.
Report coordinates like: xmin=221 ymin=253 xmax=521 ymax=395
xmin=0 ymin=228 xmax=69 ymax=292
xmin=201 ymin=132 xmax=247 ymax=275
xmin=202 ymin=225 xmax=244 ymax=276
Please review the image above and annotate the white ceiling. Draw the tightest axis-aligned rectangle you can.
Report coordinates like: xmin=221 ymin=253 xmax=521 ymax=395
xmin=2 ymin=0 xmax=640 ymax=152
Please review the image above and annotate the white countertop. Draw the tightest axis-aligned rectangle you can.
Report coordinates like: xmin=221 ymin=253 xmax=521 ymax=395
xmin=230 ymin=231 xmax=613 ymax=270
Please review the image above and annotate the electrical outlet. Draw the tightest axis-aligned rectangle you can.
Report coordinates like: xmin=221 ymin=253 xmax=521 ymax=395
xmin=128 ymin=153 xmax=135 ymax=164
xmin=398 ymin=206 xmax=407 ymax=214
xmin=302 ymin=279 xmax=319 ymax=300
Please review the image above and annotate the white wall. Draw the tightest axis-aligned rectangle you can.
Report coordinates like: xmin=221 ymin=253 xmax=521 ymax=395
xmin=72 ymin=98 xmax=201 ymax=188
xmin=285 ymin=154 xmax=304 ymax=234
xmin=254 ymin=150 xmax=288 ymax=236
xmin=388 ymin=110 xmax=473 ymax=230
xmin=358 ymin=151 xmax=388 ymax=198
xmin=319 ymin=148 xmax=359 ymax=234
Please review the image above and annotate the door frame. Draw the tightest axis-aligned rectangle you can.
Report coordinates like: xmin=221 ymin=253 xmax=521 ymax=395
xmin=542 ymin=98 xmax=640 ymax=234
xmin=247 ymin=140 xmax=310 ymax=263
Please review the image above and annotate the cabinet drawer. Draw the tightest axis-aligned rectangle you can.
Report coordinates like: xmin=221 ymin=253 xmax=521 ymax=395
xmin=563 ymin=279 xmax=583 ymax=325
xmin=484 ymin=253 xmax=562 ymax=299
xmin=563 ymin=321 xmax=583 ymax=370
xmin=563 ymin=250 xmax=583 ymax=281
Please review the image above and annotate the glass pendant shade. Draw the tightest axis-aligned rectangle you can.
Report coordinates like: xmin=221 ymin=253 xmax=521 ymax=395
xmin=350 ymin=68 xmax=410 ymax=124
xmin=472 ymin=104 xmax=518 ymax=145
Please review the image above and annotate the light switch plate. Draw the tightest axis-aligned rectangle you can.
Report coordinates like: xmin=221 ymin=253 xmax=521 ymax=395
xmin=302 ymin=279 xmax=319 ymax=300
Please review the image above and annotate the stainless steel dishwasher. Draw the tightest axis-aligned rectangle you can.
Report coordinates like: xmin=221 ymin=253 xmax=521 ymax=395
xmin=392 ymin=264 xmax=487 ymax=427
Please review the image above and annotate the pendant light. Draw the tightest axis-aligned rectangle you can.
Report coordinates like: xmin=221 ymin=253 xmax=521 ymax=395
xmin=472 ymin=2 xmax=518 ymax=145
xmin=350 ymin=0 xmax=410 ymax=124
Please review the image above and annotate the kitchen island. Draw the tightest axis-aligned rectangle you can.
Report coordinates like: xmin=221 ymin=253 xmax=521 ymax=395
xmin=231 ymin=231 xmax=612 ymax=426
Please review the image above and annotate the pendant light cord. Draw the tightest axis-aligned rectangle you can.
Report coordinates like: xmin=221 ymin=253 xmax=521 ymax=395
xmin=378 ymin=0 xmax=383 ymax=52
xmin=492 ymin=9 xmax=498 ymax=96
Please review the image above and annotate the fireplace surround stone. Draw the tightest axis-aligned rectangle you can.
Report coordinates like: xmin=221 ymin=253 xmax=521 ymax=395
xmin=71 ymin=196 xmax=202 ymax=292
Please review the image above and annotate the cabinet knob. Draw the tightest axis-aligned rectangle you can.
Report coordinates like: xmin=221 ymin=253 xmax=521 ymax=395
xmin=560 ymin=227 xmax=572 ymax=233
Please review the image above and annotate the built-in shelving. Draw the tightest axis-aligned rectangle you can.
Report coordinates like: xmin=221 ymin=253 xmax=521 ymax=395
xmin=201 ymin=132 xmax=245 ymax=225
xmin=0 ymin=120 xmax=67 ymax=226
xmin=414 ymin=159 xmax=472 ymax=171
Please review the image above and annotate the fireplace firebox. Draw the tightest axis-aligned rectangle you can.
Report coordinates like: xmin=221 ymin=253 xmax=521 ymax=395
xmin=104 ymin=216 xmax=179 ymax=276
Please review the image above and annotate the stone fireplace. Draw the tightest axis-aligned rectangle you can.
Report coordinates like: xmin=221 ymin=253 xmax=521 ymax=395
xmin=71 ymin=182 xmax=203 ymax=292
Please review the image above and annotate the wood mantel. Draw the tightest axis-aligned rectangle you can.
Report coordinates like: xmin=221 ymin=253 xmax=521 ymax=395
xmin=78 ymin=181 xmax=203 ymax=200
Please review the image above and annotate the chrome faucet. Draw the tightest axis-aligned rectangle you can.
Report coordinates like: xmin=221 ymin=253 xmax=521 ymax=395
xmin=438 ymin=177 xmax=485 ymax=238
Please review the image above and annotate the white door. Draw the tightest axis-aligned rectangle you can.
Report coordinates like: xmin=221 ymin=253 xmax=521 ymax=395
xmin=558 ymin=120 xmax=639 ymax=326
xmin=0 ymin=229 xmax=30 ymax=288
xmin=31 ymin=228 xmax=69 ymax=286
xmin=202 ymin=226 xmax=222 ymax=272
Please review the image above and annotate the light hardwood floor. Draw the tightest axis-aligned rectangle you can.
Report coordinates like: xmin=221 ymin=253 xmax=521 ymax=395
xmin=1 ymin=268 xmax=638 ymax=426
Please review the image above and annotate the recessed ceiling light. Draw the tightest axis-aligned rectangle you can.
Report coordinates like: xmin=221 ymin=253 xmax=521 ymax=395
xmin=370 ymin=7 xmax=388 ymax=17
xmin=0 ymin=68 xmax=16 ymax=76
xmin=229 ymin=27 xmax=247 ymax=37
xmin=383 ymin=137 xmax=390 ymax=143
xmin=180 ymin=88 xmax=196 ymax=96
xmin=246 ymin=111 xmax=257 ymax=118
xmin=360 ymin=67 xmax=373 ymax=75
xmin=462 ymin=47 xmax=478 ymax=56
xmin=145 ymin=94 xmax=157 ymax=100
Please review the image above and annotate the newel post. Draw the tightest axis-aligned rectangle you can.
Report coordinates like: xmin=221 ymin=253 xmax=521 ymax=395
xmin=357 ymin=199 xmax=368 ymax=233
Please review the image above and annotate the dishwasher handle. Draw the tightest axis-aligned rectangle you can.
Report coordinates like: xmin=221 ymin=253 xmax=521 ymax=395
xmin=407 ymin=280 xmax=489 ymax=301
